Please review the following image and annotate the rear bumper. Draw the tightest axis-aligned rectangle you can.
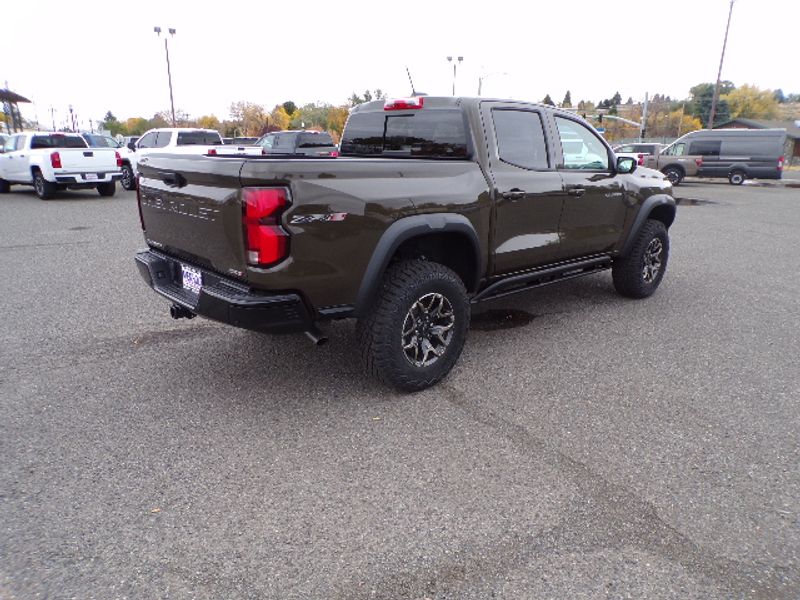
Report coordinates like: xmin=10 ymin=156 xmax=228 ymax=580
xmin=135 ymin=249 xmax=314 ymax=334
xmin=55 ymin=172 xmax=122 ymax=185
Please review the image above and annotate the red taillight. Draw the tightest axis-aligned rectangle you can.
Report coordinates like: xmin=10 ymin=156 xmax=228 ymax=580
xmin=115 ymin=151 xmax=122 ymax=167
xmin=242 ymin=187 xmax=290 ymax=266
xmin=208 ymin=148 xmax=217 ymax=156
xmin=136 ymin=176 xmax=145 ymax=230
xmin=50 ymin=152 xmax=62 ymax=169
xmin=329 ymin=150 xmax=339 ymax=158
xmin=778 ymin=155 xmax=784 ymax=171
xmin=637 ymin=153 xmax=645 ymax=166
xmin=695 ymin=157 xmax=703 ymax=168
xmin=384 ymin=97 xmax=424 ymax=111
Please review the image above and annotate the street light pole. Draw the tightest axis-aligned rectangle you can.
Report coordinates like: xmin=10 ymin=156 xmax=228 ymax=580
xmin=478 ymin=72 xmax=507 ymax=96
xmin=154 ymin=26 xmax=177 ymax=127
xmin=708 ymin=0 xmax=735 ymax=129
xmin=447 ymin=56 xmax=463 ymax=96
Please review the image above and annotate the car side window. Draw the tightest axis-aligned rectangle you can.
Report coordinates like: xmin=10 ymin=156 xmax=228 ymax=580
xmin=673 ymin=143 xmax=686 ymax=156
xmin=153 ymin=132 xmax=171 ymax=148
xmin=688 ymin=140 xmax=721 ymax=156
xmin=138 ymin=132 xmax=157 ymax=148
xmin=492 ymin=109 xmax=549 ymax=170
xmin=4 ymin=136 xmax=19 ymax=152
xmin=617 ymin=145 xmax=634 ymax=153
xmin=260 ymin=134 xmax=275 ymax=149
xmin=555 ymin=117 xmax=609 ymax=170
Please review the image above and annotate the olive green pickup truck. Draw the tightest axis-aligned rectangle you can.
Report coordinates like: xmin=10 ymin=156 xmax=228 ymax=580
xmin=135 ymin=96 xmax=676 ymax=391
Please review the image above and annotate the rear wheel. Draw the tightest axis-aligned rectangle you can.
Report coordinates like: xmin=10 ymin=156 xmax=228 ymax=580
xmin=33 ymin=170 xmax=56 ymax=200
xmin=612 ymin=219 xmax=669 ymax=299
xmin=357 ymin=260 xmax=469 ymax=392
xmin=729 ymin=170 xmax=746 ymax=185
xmin=97 ymin=182 xmax=116 ymax=197
xmin=120 ymin=164 xmax=136 ymax=190
xmin=662 ymin=166 xmax=684 ymax=185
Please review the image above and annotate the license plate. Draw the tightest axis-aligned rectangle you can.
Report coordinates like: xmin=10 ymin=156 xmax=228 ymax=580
xmin=181 ymin=264 xmax=202 ymax=294
xmin=84 ymin=173 xmax=98 ymax=181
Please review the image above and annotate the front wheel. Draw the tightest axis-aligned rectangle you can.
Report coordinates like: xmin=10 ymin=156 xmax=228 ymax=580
xmin=356 ymin=260 xmax=470 ymax=392
xmin=120 ymin=165 xmax=136 ymax=190
xmin=729 ymin=170 xmax=746 ymax=185
xmin=97 ymin=182 xmax=116 ymax=197
xmin=0 ymin=178 xmax=10 ymax=193
xmin=612 ymin=219 xmax=669 ymax=299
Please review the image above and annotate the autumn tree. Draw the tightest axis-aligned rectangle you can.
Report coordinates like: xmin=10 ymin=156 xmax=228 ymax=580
xmin=196 ymin=115 xmax=221 ymax=131
xmin=270 ymin=105 xmax=291 ymax=131
xmin=326 ymin=106 xmax=350 ymax=142
xmin=722 ymin=84 xmax=779 ymax=120
xmin=229 ymin=101 xmax=270 ymax=136
xmin=124 ymin=117 xmax=151 ymax=135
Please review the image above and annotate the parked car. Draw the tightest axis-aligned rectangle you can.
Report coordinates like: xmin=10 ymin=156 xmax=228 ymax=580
xmin=134 ymin=96 xmax=676 ymax=391
xmin=661 ymin=129 xmax=787 ymax=184
xmin=613 ymin=143 xmax=665 ymax=165
xmin=613 ymin=142 xmax=703 ymax=185
xmin=80 ymin=133 xmax=137 ymax=190
xmin=0 ymin=132 xmax=121 ymax=199
xmin=128 ymin=128 xmax=226 ymax=174
xmin=256 ymin=130 xmax=339 ymax=157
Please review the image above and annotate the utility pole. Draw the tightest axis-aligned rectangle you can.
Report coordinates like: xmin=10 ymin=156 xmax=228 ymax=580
xmin=154 ymin=26 xmax=177 ymax=127
xmin=50 ymin=106 xmax=56 ymax=131
xmin=640 ymin=93 xmax=649 ymax=142
xmin=708 ymin=0 xmax=735 ymax=129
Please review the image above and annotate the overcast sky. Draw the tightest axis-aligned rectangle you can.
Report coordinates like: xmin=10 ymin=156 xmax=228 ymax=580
xmin=4 ymin=0 xmax=798 ymax=130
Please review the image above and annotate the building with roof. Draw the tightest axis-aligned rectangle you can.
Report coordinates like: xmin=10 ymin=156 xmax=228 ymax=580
xmin=0 ymin=88 xmax=31 ymax=134
xmin=716 ymin=118 xmax=800 ymax=165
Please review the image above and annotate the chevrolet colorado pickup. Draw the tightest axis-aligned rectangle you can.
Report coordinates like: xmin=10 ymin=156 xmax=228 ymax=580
xmin=0 ymin=132 xmax=122 ymax=199
xmin=135 ymin=96 xmax=676 ymax=391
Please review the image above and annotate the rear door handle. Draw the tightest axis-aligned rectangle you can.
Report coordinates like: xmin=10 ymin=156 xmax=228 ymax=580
xmin=567 ymin=187 xmax=586 ymax=197
xmin=501 ymin=189 xmax=526 ymax=201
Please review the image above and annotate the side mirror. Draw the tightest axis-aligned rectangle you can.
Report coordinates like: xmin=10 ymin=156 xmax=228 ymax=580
xmin=616 ymin=156 xmax=637 ymax=174
xmin=127 ymin=142 xmax=136 ymax=151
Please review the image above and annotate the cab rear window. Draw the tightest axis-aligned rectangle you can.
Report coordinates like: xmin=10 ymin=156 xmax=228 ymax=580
xmin=31 ymin=135 xmax=87 ymax=149
xmin=340 ymin=109 xmax=469 ymax=158
xmin=297 ymin=133 xmax=335 ymax=148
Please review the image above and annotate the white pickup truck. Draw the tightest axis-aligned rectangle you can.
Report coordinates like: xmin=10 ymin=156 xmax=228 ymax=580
xmin=0 ymin=132 xmax=122 ymax=199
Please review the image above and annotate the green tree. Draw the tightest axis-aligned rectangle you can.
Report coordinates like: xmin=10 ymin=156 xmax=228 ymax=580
xmin=561 ymin=90 xmax=572 ymax=108
xmin=722 ymin=84 xmax=779 ymax=119
xmin=102 ymin=111 xmax=126 ymax=136
xmin=689 ymin=81 xmax=735 ymax=127
xmin=282 ymin=101 xmax=297 ymax=116
xmin=542 ymin=94 xmax=555 ymax=106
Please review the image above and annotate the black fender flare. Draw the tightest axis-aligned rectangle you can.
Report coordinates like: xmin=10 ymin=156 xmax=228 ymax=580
xmin=354 ymin=213 xmax=482 ymax=316
xmin=620 ymin=194 xmax=676 ymax=257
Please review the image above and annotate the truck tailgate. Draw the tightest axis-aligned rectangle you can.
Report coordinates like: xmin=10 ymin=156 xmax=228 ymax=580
xmin=138 ymin=155 xmax=248 ymax=278
xmin=58 ymin=148 xmax=118 ymax=171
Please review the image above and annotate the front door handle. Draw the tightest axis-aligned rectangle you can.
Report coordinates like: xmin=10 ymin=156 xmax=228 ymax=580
xmin=567 ymin=187 xmax=586 ymax=197
xmin=501 ymin=189 xmax=526 ymax=201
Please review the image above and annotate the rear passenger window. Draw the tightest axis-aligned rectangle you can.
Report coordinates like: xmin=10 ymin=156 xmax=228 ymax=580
xmin=688 ymin=140 xmax=721 ymax=156
xmin=492 ymin=109 xmax=549 ymax=170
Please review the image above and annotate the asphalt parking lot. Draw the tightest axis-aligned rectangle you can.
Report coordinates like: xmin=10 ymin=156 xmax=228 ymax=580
xmin=1 ymin=179 xmax=798 ymax=599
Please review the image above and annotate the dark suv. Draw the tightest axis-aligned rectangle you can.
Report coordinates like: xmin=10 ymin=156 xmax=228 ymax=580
xmin=256 ymin=130 xmax=338 ymax=157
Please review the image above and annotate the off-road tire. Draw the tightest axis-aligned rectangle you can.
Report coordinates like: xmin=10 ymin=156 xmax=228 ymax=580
xmin=662 ymin=166 xmax=684 ymax=185
xmin=612 ymin=219 xmax=669 ymax=299
xmin=97 ymin=181 xmax=116 ymax=197
xmin=357 ymin=260 xmax=469 ymax=392
xmin=120 ymin=164 xmax=136 ymax=190
xmin=33 ymin=170 xmax=56 ymax=200
xmin=0 ymin=178 xmax=9 ymax=193
xmin=728 ymin=170 xmax=746 ymax=185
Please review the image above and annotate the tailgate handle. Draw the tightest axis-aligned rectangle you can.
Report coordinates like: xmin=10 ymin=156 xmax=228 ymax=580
xmin=163 ymin=172 xmax=187 ymax=188
xmin=83 ymin=151 xmax=93 ymax=157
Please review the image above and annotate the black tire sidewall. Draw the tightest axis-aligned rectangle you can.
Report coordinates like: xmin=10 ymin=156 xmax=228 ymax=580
xmin=664 ymin=167 xmax=683 ymax=185
xmin=121 ymin=165 xmax=135 ymax=190
xmin=613 ymin=220 xmax=669 ymax=298
xmin=729 ymin=170 xmax=745 ymax=185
